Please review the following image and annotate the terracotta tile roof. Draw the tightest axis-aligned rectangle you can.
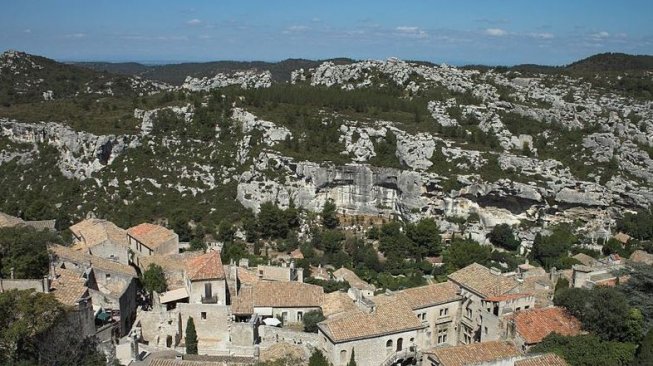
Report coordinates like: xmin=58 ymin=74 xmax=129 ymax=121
xmin=333 ymin=267 xmax=375 ymax=291
xmin=391 ymin=281 xmax=461 ymax=310
xmin=319 ymin=298 xmax=423 ymax=343
xmin=185 ymin=251 xmax=225 ymax=281
xmin=49 ymin=244 xmax=137 ymax=278
xmin=231 ymin=286 xmax=254 ymax=315
xmin=50 ymin=268 xmax=89 ymax=307
xmin=515 ymin=353 xmax=568 ymax=366
xmin=127 ymin=223 xmax=177 ymax=249
xmin=140 ymin=252 xmax=202 ymax=288
xmin=70 ymin=219 xmax=128 ymax=249
xmin=424 ymin=340 xmax=520 ymax=366
xmin=512 ymin=307 xmax=582 ymax=345
xmin=485 ymin=293 xmax=532 ymax=302
xmin=322 ymin=291 xmax=357 ymax=318
xmin=236 ymin=267 xmax=259 ymax=285
xmin=0 ymin=212 xmax=24 ymax=227
xmin=629 ymin=250 xmax=653 ymax=265
xmin=252 ymin=281 xmax=324 ymax=308
xmin=448 ymin=263 xmax=518 ymax=298
xmin=290 ymin=248 xmax=304 ymax=259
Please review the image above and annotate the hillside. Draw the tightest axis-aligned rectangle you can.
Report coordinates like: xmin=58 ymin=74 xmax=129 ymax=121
xmin=567 ymin=52 xmax=653 ymax=72
xmin=74 ymin=58 xmax=355 ymax=85
xmin=0 ymin=50 xmax=652 ymax=250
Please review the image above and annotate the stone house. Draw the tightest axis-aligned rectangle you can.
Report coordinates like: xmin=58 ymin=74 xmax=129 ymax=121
xmin=184 ymin=250 xmax=227 ymax=305
xmin=127 ymin=223 xmax=179 ymax=267
xmin=255 ymin=263 xmax=303 ymax=282
xmin=506 ymin=307 xmax=581 ymax=352
xmin=480 ymin=293 xmax=536 ymax=343
xmin=49 ymin=267 xmax=96 ymax=338
xmin=232 ymin=281 xmax=323 ymax=324
xmin=332 ymin=267 xmax=375 ymax=300
xmin=49 ymin=244 xmax=139 ymax=336
xmin=383 ymin=281 xmax=463 ymax=348
xmin=69 ymin=219 xmax=130 ymax=265
xmin=447 ymin=264 xmax=519 ymax=344
xmin=318 ymin=297 xmax=425 ymax=366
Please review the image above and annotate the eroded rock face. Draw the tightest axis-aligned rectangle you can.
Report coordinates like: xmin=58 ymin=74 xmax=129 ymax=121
xmin=181 ymin=70 xmax=272 ymax=91
xmin=0 ymin=119 xmax=136 ymax=180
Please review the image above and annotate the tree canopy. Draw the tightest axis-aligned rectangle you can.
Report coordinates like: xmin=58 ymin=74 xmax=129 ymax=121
xmin=488 ymin=224 xmax=520 ymax=251
xmin=530 ymin=224 xmax=578 ymax=269
xmin=0 ymin=226 xmax=62 ymax=279
xmin=302 ymin=310 xmax=325 ymax=333
xmin=530 ymin=333 xmax=636 ymax=366
xmin=142 ymin=263 xmax=167 ymax=294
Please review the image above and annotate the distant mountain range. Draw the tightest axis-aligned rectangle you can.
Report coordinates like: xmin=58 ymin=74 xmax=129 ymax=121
xmin=72 ymin=53 xmax=653 ymax=86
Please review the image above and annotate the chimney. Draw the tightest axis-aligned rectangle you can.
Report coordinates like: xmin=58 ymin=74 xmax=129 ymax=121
xmin=10 ymin=268 xmax=14 ymax=279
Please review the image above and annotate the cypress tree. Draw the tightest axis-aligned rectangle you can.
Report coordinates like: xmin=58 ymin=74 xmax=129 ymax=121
xmin=347 ymin=348 xmax=357 ymax=366
xmin=185 ymin=317 xmax=198 ymax=355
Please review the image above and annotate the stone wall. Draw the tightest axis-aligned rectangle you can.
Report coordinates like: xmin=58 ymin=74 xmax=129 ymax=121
xmin=0 ymin=277 xmax=48 ymax=292
xmin=178 ymin=303 xmax=231 ymax=355
xmin=319 ymin=328 xmax=422 ymax=366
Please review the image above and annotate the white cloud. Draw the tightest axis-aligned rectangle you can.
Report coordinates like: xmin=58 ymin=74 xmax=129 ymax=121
xmin=592 ymin=31 xmax=610 ymax=39
xmin=283 ymin=25 xmax=309 ymax=34
xmin=24 ymin=29 xmax=31 ymax=34
xmin=529 ymin=32 xmax=554 ymax=39
xmin=187 ymin=18 xmax=202 ymax=26
xmin=485 ymin=28 xmax=507 ymax=37
xmin=395 ymin=26 xmax=428 ymax=38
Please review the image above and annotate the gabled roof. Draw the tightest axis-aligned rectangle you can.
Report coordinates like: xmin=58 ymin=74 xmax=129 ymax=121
xmin=50 ymin=268 xmax=89 ymax=307
xmin=185 ymin=251 xmax=225 ymax=281
xmin=70 ymin=219 xmax=128 ymax=248
xmin=126 ymin=223 xmax=177 ymax=249
xmin=448 ymin=263 xmax=518 ymax=298
xmin=319 ymin=298 xmax=424 ymax=343
xmin=389 ymin=281 xmax=461 ymax=310
xmin=333 ymin=267 xmax=375 ymax=291
xmin=49 ymin=244 xmax=137 ymax=278
xmin=252 ymin=281 xmax=323 ymax=308
xmin=512 ymin=307 xmax=582 ymax=345
xmin=424 ymin=340 xmax=520 ymax=366
xmin=571 ymin=253 xmax=596 ymax=266
xmin=322 ymin=291 xmax=357 ymax=318
xmin=514 ymin=353 xmax=568 ymax=366
xmin=231 ymin=286 xmax=254 ymax=315
xmin=484 ymin=293 xmax=532 ymax=303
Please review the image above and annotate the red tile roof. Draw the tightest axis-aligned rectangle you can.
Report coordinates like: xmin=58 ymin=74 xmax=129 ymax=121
xmin=185 ymin=251 xmax=225 ymax=281
xmin=515 ymin=353 xmax=568 ymax=366
xmin=512 ymin=307 xmax=582 ymax=345
xmin=425 ymin=340 xmax=520 ymax=366
xmin=448 ymin=263 xmax=518 ymax=298
xmin=127 ymin=223 xmax=176 ymax=249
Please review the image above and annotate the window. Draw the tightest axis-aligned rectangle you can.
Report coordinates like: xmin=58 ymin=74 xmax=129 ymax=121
xmin=282 ymin=312 xmax=288 ymax=322
xmin=465 ymin=307 xmax=473 ymax=319
xmin=462 ymin=325 xmax=473 ymax=344
xmin=516 ymin=307 xmax=521 ymax=312
xmin=201 ymin=312 xmax=207 ymax=320
xmin=484 ymin=326 xmax=488 ymax=335
xmin=525 ymin=305 xmax=530 ymax=310
xmin=386 ymin=339 xmax=393 ymax=355
xmin=204 ymin=283 xmax=213 ymax=299
xmin=105 ymin=273 xmax=111 ymax=281
xmin=396 ymin=338 xmax=403 ymax=351
xmin=439 ymin=308 xmax=449 ymax=317
xmin=298 ymin=311 xmax=303 ymax=321
xmin=340 ymin=350 xmax=347 ymax=363
xmin=437 ymin=328 xmax=448 ymax=344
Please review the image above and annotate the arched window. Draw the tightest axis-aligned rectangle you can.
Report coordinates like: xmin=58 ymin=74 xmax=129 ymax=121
xmin=340 ymin=350 xmax=347 ymax=363
xmin=386 ymin=339 xmax=393 ymax=355
xmin=396 ymin=338 xmax=403 ymax=351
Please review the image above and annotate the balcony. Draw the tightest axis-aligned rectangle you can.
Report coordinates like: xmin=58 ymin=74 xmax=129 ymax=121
xmin=201 ymin=296 xmax=218 ymax=304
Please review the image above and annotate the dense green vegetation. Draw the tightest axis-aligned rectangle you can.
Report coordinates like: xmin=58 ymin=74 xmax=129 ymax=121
xmin=529 ymin=224 xmax=580 ymax=269
xmin=302 ymin=310 xmax=325 ymax=333
xmin=185 ymin=316 xmax=198 ymax=355
xmin=142 ymin=263 xmax=167 ymax=294
xmin=0 ymin=226 xmax=62 ymax=279
xmin=531 ymin=334 xmax=636 ymax=366
xmin=0 ymin=289 xmax=105 ymax=366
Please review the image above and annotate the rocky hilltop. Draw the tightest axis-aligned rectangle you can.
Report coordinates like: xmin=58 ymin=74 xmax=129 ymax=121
xmin=0 ymin=51 xmax=652 ymax=245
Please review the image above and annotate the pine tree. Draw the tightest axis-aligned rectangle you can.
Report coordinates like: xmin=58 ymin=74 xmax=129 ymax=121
xmin=634 ymin=330 xmax=653 ymax=366
xmin=185 ymin=317 xmax=198 ymax=355
xmin=347 ymin=348 xmax=357 ymax=366
xmin=308 ymin=350 xmax=329 ymax=366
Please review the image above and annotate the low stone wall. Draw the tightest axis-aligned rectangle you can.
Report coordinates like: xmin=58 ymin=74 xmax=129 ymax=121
xmin=258 ymin=325 xmax=319 ymax=348
xmin=0 ymin=278 xmax=48 ymax=292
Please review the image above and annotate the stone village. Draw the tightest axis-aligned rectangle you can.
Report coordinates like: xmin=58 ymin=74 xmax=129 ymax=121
xmin=2 ymin=211 xmax=648 ymax=366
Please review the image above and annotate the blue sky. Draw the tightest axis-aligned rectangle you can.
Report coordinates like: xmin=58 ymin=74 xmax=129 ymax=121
xmin=1 ymin=0 xmax=652 ymax=65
